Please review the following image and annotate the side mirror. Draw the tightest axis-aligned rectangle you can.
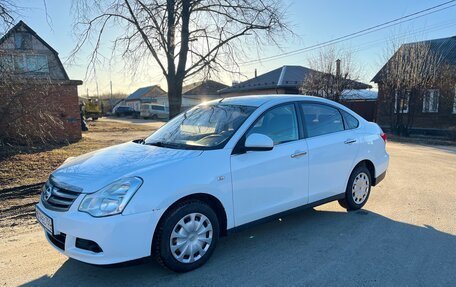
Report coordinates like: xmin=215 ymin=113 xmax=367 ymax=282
xmin=244 ymin=133 xmax=274 ymax=151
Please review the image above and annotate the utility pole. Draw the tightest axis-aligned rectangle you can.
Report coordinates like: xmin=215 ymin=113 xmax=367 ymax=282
xmin=335 ymin=59 xmax=341 ymax=102
xmin=110 ymin=80 xmax=113 ymax=99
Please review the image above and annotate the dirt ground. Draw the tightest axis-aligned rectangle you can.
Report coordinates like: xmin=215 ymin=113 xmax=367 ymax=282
xmin=0 ymin=120 xmax=455 ymax=286
xmin=0 ymin=119 xmax=164 ymax=234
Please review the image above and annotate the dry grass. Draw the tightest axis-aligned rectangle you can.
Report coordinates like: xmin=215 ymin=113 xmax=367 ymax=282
xmin=0 ymin=120 xmax=155 ymax=190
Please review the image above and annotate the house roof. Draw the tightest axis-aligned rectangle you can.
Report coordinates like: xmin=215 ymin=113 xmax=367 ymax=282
xmin=219 ymin=65 xmax=371 ymax=94
xmin=0 ymin=20 xmax=70 ymax=80
xmin=126 ymin=85 xmax=164 ymax=101
xmin=182 ymin=80 xmax=228 ymax=99
xmin=341 ymin=89 xmax=378 ymax=101
xmin=372 ymin=35 xmax=456 ymax=83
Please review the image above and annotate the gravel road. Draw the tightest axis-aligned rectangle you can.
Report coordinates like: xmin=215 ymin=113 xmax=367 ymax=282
xmin=1 ymin=141 xmax=455 ymax=287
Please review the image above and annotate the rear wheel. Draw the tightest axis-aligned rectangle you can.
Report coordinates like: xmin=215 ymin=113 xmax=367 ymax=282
xmin=338 ymin=165 xmax=372 ymax=210
xmin=153 ymin=200 xmax=219 ymax=272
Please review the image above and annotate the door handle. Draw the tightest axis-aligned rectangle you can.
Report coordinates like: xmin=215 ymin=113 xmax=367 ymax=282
xmin=291 ymin=151 xmax=307 ymax=158
xmin=344 ymin=139 xmax=357 ymax=144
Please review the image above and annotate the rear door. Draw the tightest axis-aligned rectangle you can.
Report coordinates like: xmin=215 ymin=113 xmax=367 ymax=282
xmin=299 ymin=102 xmax=360 ymax=203
xmin=231 ymin=103 xmax=309 ymax=226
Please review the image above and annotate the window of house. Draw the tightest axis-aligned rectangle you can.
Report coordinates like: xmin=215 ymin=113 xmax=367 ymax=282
xmin=26 ymin=55 xmax=49 ymax=73
xmin=247 ymin=104 xmax=299 ymax=145
xmin=423 ymin=89 xmax=439 ymax=113
xmin=15 ymin=32 xmax=32 ymax=50
xmin=300 ymin=103 xmax=344 ymax=137
xmin=3 ymin=55 xmax=49 ymax=74
xmin=453 ymin=86 xmax=456 ymax=114
xmin=394 ymin=90 xmax=409 ymax=114
xmin=14 ymin=55 xmax=26 ymax=73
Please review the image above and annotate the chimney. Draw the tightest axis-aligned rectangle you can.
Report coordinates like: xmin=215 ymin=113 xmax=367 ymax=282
xmin=336 ymin=59 xmax=341 ymax=78
xmin=254 ymin=68 xmax=258 ymax=78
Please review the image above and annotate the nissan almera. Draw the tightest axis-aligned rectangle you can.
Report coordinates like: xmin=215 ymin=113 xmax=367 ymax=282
xmin=36 ymin=95 xmax=389 ymax=272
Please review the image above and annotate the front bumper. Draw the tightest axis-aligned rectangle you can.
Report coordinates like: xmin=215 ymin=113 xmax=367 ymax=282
xmin=36 ymin=197 xmax=159 ymax=265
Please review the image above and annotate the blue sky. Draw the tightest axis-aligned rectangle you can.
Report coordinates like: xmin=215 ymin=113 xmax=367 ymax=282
xmin=12 ymin=0 xmax=456 ymax=95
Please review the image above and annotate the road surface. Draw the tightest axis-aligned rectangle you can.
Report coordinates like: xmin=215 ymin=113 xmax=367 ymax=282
xmin=1 ymin=141 xmax=455 ymax=286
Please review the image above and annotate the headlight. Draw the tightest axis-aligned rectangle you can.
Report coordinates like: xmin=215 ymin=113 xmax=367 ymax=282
xmin=78 ymin=177 xmax=143 ymax=217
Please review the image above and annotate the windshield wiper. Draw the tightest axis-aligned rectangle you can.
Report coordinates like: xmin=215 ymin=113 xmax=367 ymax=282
xmin=145 ymin=141 xmax=168 ymax=147
xmin=145 ymin=141 xmax=188 ymax=149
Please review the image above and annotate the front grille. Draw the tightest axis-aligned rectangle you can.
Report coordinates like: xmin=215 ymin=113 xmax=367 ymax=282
xmin=41 ymin=181 xmax=80 ymax=211
xmin=47 ymin=232 xmax=66 ymax=250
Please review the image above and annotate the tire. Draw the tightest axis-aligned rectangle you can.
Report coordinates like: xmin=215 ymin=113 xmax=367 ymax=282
xmin=153 ymin=200 xmax=220 ymax=272
xmin=151 ymin=114 xmax=158 ymax=120
xmin=338 ymin=165 xmax=372 ymax=211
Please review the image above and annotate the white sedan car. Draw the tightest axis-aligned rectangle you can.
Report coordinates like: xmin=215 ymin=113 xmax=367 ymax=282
xmin=36 ymin=95 xmax=389 ymax=272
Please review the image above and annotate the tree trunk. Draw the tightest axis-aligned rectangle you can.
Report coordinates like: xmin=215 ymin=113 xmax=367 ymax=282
xmin=167 ymin=76 xmax=183 ymax=119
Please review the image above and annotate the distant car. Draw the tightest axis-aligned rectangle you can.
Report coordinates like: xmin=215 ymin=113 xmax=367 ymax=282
xmin=36 ymin=95 xmax=389 ymax=272
xmin=114 ymin=106 xmax=135 ymax=117
xmin=140 ymin=103 xmax=169 ymax=119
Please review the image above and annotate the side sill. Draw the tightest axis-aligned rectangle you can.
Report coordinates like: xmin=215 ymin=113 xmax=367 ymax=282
xmin=227 ymin=193 xmax=345 ymax=235
xmin=373 ymin=171 xmax=387 ymax=186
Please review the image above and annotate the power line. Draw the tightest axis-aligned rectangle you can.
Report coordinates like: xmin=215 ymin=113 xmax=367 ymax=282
xmin=240 ymin=0 xmax=456 ymax=65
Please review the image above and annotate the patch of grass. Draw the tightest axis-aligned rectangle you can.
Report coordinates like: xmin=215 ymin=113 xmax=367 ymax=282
xmin=0 ymin=120 xmax=157 ymax=191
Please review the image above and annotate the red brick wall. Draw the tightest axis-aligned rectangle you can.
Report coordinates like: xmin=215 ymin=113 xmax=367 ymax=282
xmin=0 ymin=81 xmax=82 ymax=145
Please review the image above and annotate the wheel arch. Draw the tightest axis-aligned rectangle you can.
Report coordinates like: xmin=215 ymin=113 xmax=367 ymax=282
xmin=353 ymin=159 xmax=377 ymax=185
xmin=152 ymin=193 xmax=228 ymax=248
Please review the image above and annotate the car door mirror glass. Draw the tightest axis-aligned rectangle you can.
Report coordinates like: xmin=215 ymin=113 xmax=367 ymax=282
xmin=244 ymin=133 xmax=274 ymax=151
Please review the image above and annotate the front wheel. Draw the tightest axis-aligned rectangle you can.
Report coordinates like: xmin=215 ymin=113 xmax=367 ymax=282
xmin=339 ymin=165 xmax=372 ymax=210
xmin=153 ymin=200 xmax=219 ymax=272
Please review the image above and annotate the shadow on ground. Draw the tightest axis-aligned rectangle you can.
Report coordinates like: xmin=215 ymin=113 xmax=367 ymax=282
xmin=21 ymin=208 xmax=456 ymax=286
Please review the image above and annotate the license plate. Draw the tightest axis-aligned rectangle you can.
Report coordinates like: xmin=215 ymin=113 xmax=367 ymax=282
xmin=36 ymin=206 xmax=53 ymax=234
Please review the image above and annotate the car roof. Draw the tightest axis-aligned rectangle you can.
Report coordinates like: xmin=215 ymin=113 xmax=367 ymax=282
xmin=206 ymin=94 xmax=336 ymax=107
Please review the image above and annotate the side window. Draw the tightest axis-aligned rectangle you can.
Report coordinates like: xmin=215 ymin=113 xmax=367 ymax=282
xmin=341 ymin=110 xmax=359 ymax=129
xmin=301 ymin=103 xmax=344 ymax=137
xmin=247 ymin=104 xmax=298 ymax=145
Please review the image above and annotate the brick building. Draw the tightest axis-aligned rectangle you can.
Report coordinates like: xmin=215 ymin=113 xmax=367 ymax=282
xmin=0 ymin=21 xmax=83 ymax=145
xmin=125 ymin=85 xmax=166 ymax=111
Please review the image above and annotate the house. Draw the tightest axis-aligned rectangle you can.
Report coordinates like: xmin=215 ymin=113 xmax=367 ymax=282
xmin=372 ymin=36 xmax=456 ymax=136
xmin=340 ymin=89 xmax=378 ymax=121
xmin=0 ymin=21 xmax=82 ymax=144
xmin=100 ymin=98 xmax=124 ymax=115
xmin=125 ymin=85 xmax=166 ymax=111
xmin=181 ymin=80 xmax=228 ymax=109
xmin=218 ymin=65 xmax=375 ymax=120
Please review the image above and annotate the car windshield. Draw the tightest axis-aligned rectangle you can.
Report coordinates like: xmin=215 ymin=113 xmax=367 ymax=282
xmin=144 ymin=103 xmax=256 ymax=149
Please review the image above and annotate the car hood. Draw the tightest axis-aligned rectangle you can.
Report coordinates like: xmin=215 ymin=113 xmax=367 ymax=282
xmin=51 ymin=142 xmax=203 ymax=193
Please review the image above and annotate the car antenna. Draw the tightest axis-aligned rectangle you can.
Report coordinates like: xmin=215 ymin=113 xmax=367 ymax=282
xmin=218 ymin=98 xmax=225 ymax=103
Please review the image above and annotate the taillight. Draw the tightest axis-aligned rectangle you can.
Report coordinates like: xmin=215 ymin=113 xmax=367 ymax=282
xmin=380 ymin=133 xmax=387 ymax=143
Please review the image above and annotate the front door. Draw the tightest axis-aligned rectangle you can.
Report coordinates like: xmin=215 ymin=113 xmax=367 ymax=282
xmin=231 ymin=104 xmax=309 ymax=226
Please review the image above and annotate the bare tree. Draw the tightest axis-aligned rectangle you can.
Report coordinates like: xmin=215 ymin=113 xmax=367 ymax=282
xmin=0 ymin=0 xmax=18 ymax=31
xmin=71 ymin=0 xmax=290 ymax=118
xmin=376 ymin=39 xmax=452 ymax=136
xmin=301 ymin=46 xmax=365 ymax=102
